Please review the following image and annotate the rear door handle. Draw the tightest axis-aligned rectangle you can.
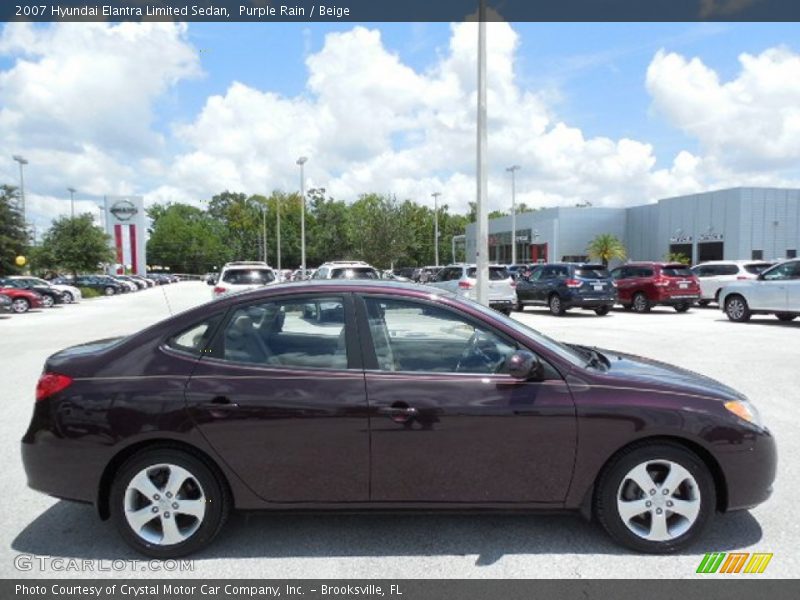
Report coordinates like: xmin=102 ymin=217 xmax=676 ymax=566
xmin=201 ymin=396 xmax=239 ymax=409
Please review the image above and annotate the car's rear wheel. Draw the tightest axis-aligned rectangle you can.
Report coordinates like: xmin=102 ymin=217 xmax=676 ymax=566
xmin=514 ymin=300 xmax=524 ymax=312
xmin=674 ymin=303 xmax=691 ymax=313
xmin=549 ymin=294 xmax=566 ymax=316
xmin=62 ymin=291 xmax=73 ymax=303
xmin=725 ymin=295 xmax=751 ymax=322
xmin=595 ymin=443 xmax=715 ymax=554
xmin=41 ymin=294 xmax=54 ymax=308
xmin=594 ymin=306 xmax=610 ymax=316
xmin=632 ymin=292 xmax=650 ymax=313
xmin=776 ymin=313 xmax=796 ymax=322
xmin=11 ymin=298 xmax=30 ymax=313
xmin=110 ymin=448 xmax=229 ymax=558
xmin=104 ymin=286 xmax=116 ymax=296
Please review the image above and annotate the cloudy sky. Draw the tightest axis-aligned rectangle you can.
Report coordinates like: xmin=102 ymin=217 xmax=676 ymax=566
xmin=1 ymin=21 xmax=800 ymax=236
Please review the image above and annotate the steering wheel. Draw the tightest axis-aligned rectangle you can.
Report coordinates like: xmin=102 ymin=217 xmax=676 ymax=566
xmin=455 ymin=330 xmax=504 ymax=373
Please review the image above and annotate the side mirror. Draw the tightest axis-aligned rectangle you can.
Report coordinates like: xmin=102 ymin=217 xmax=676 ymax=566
xmin=757 ymin=273 xmax=766 ymax=281
xmin=506 ymin=350 xmax=544 ymax=380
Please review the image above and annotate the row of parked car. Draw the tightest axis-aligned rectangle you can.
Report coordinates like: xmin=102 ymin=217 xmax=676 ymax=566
xmin=0 ymin=272 xmax=180 ymax=315
xmin=199 ymin=257 xmax=799 ymax=323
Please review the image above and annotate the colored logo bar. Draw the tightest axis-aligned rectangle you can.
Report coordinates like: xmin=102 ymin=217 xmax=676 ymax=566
xmin=697 ymin=552 xmax=773 ymax=574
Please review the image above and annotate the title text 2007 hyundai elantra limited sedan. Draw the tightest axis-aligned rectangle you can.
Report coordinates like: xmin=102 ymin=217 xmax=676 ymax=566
xmin=22 ymin=281 xmax=776 ymax=557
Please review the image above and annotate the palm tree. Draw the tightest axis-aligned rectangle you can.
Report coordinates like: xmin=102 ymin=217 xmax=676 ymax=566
xmin=587 ymin=233 xmax=627 ymax=267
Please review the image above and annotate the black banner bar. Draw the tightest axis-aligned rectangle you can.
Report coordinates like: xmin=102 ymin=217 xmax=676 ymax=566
xmin=4 ymin=580 xmax=800 ymax=600
xmin=4 ymin=0 xmax=800 ymax=23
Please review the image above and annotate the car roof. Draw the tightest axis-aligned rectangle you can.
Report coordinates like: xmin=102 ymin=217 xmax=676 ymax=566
xmin=694 ymin=260 xmax=774 ymax=265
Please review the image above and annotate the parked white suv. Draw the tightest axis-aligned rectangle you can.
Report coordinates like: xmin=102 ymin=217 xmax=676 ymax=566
xmin=211 ymin=261 xmax=276 ymax=298
xmin=691 ymin=260 xmax=774 ymax=305
xmin=427 ymin=263 xmax=517 ymax=314
xmin=312 ymin=261 xmax=380 ymax=280
xmin=719 ymin=259 xmax=800 ymax=322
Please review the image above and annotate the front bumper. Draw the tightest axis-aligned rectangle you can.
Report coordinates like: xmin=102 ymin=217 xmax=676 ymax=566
xmin=717 ymin=426 xmax=777 ymax=512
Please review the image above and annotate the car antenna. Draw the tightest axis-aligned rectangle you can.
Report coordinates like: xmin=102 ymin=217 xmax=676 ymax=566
xmin=160 ymin=278 xmax=174 ymax=316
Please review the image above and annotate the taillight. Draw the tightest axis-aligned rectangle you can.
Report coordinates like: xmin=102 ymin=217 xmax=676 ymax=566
xmin=565 ymin=279 xmax=582 ymax=288
xmin=458 ymin=280 xmax=474 ymax=289
xmin=213 ymin=286 xmax=226 ymax=295
xmin=36 ymin=372 xmax=73 ymax=402
xmin=653 ymin=277 xmax=670 ymax=287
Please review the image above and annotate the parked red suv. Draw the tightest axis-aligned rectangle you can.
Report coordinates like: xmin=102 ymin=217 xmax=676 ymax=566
xmin=609 ymin=262 xmax=700 ymax=312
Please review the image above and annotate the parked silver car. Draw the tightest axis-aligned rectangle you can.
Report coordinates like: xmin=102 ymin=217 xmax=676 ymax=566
xmin=719 ymin=259 xmax=800 ymax=322
xmin=427 ymin=263 xmax=517 ymax=314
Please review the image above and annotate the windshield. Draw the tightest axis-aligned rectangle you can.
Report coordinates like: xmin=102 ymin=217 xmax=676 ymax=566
xmin=331 ymin=267 xmax=379 ymax=279
xmin=744 ymin=263 xmax=773 ymax=275
xmin=447 ymin=293 xmax=587 ymax=368
xmin=222 ymin=269 xmax=275 ymax=285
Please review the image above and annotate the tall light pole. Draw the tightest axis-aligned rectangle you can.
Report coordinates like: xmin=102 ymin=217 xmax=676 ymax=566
xmin=475 ymin=1 xmax=489 ymax=306
xmin=431 ymin=192 xmax=442 ymax=266
xmin=276 ymin=195 xmax=281 ymax=272
xmin=296 ymin=156 xmax=308 ymax=276
xmin=67 ymin=187 xmax=77 ymax=218
xmin=12 ymin=155 xmax=28 ymax=223
xmin=261 ymin=202 xmax=268 ymax=264
xmin=506 ymin=165 xmax=520 ymax=265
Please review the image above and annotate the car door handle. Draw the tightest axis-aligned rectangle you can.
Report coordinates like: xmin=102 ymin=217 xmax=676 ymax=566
xmin=379 ymin=405 xmax=418 ymax=423
xmin=201 ymin=396 xmax=239 ymax=409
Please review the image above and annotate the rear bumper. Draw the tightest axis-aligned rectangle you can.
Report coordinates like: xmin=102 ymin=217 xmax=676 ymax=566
xmin=489 ymin=300 xmax=515 ymax=311
xmin=563 ymin=295 xmax=616 ymax=308
xmin=657 ymin=295 xmax=700 ymax=305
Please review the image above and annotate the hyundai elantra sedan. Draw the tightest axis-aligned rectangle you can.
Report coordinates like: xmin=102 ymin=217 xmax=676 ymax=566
xmin=22 ymin=281 xmax=775 ymax=557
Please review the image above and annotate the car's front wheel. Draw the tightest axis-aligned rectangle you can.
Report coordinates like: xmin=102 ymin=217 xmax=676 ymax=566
xmin=104 ymin=286 xmax=116 ymax=296
xmin=725 ymin=295 xmax=751 ymax=322
xmin=595 ymin=443 xmax=715 ymax=553
xmin=41 ymin=294 xmax=54 ymax=308
xmin=594 ymin=306 xmax=610 ymax=316
xmin=776 ymin=313 xmax=796 ymax=322
xmin=11 ymin=298 xmax=30 ymax=313
xmin=674 ymin=303 xmax=691 ymax=313
xmin=110 ymin=448 xmax=229 ymax=558
xmin=62 ymin=291 xmax=74 ymax=303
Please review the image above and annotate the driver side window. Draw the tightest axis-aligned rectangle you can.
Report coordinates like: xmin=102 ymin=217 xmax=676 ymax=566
xmin=363 ymin=298 xmax=516 ymax=374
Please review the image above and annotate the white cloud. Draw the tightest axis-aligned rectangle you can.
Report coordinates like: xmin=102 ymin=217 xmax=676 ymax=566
xmin=646 ymin=46 xmax=800 ymax=172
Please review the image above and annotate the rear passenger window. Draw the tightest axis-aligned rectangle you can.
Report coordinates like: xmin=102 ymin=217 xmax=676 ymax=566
xmin=220 ymin=297 xmax=349 ymax=369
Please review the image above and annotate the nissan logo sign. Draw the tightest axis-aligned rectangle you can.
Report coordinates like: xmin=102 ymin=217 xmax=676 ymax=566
xmin=109 ymin=200 xmax=138 ymax=221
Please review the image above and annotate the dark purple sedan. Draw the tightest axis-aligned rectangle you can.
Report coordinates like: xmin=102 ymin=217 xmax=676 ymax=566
xmin=22 ymin=281 xmax=776 ymax=557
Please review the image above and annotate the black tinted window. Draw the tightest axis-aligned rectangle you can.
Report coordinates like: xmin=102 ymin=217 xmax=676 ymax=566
xmin=466 ymin=267 xmax=509 ymax=280
xmin=222 ymin=269 xmax=275 ymax=284
xmin=575 ymin=267 xmax=610 ymax=279
xmin=661 ymin=266 xmax=693 ymax=277
xmin=744 ymin=263 xmax=773 ymax=275
xmin=221 ymin=297 xmax=348 ymax=369
xmin=330 ymin=267 xmax=379 ymax=279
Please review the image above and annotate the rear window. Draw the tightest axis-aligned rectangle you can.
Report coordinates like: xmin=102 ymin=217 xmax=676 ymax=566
xmin=744 ymin=263 xmax=773 ymax=275
xmin=330 ymin=267 xmax=379 ymax=279
xmin=661 ymin=266 xmax=694 ymax=277
xmin=222 ymin=269 xmax=275 ymax=285
xmin=575 ymin=267 xmax=610 ymax=279
xmin=467 ymin=267 xmax=510 ymax=280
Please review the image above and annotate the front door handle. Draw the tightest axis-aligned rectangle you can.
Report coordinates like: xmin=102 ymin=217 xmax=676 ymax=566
xmin=379 ymin=404 xmax=418 ymax=424
xmin=201 ymin=396 xmax=239 ymax=409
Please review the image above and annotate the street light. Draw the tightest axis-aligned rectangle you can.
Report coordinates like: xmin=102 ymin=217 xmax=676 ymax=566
xmin=261 ymin=202 xmax=268 ymax=264
xmin=67 ymin=187 xmax=77 ymax=218
xmin=475 ymin=1 xmax=489 ymax=306
xmin=506 ymin=165 xmax=520 ymax=265
xmin=12 ymin=155 xmax=28 ymax=223
xmin=431 ymin=192 xmax=442 ymax=266
xmin=276 ymin=194 xmax=281 ymax=272
xmin=296 ymin=156 xmax=308 ymax=276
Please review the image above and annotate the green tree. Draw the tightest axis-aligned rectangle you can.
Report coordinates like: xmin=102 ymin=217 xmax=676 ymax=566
xmin=587 ymin=233 xmax=627 ymax=267
xmin=147 ymin=203 xmax=230 ymax=273
xmin=665 ymin=251 xmax=691 ymax=265
xmin=38 ymin=214 xmax=114 ymax=277
xmin=0 ymin=185 xmax=28 ymax=275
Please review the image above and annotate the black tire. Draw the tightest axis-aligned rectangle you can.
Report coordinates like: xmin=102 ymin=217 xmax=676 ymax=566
xmin=500 ymin=308 xmax=512 ymax=316
xmin=724 ymin=294 xmax=751 ymax=322
xmin=548 ymin=294 xmax=566 ymax=316
xmin=621 ymin=304 xmax=633 ymax=311
xmin=594 ymin=442 xmax=716 ymax=554
xmin=594 ymin=306 xmax=611 ymax=316
xmin=62 ymin=291 xmax=73 ymax=303
xmin=697 ymin=300 xmax=709 ymax=307
xmin=110 ymin=448 xmax=230 ymax=558
xmin=776 ymin=313 xmax=797 ymax=322
xmin=104 ymin=286 xmax=116 ymax=296
xmin=674 ymin=303 xmax=691 ymax=313
xmin=513 ymin=300 xmax=524 ymax=312
xmin=632 ymin=292 xmax=651 ymax=313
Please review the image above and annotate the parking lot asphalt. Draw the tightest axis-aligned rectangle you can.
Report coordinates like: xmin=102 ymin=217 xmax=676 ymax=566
xmin=1 ymin=281 xmax=797 ymax=579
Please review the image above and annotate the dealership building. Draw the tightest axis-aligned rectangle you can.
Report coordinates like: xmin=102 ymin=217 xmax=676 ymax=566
xmin=465 ymin=187 xmax=800 ymax=266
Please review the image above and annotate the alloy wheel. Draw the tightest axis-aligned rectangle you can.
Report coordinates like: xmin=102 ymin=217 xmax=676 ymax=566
xmin=62 ymin=292 xmax=73 ymax=303
xmin=12 ymin=298 xmax=29 ymax=313
xmin=632 ymin=293 xmax=649 ymax=313
xmin=41 ymin=295 xmax=54 ymax=308
xmin=124 ymin=463 xmax=206 ymax=546
xmin=616 ymin=459 xmax=701 ymax=542
xmin=725 ymin=296 xmax=749 ymax=322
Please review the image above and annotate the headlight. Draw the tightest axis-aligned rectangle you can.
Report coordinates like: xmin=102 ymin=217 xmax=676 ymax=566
xmin=724 ymin=399 xmax=764 ymax=428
